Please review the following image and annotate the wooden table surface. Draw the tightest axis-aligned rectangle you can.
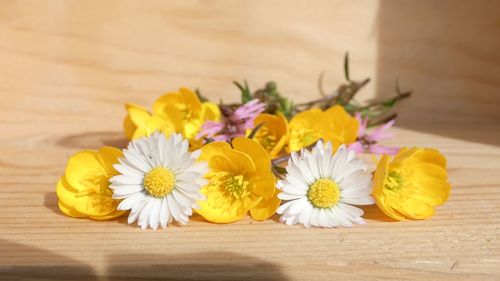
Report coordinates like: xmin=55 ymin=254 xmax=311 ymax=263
xmin=1 ymin=1 xmax=499 ymax=280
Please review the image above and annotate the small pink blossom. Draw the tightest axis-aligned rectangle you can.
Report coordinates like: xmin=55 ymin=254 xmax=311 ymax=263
xmin=198 ymin=99 xmax=266 ymax=142
xmin=347 ymin=113 xmax=399 ymax=155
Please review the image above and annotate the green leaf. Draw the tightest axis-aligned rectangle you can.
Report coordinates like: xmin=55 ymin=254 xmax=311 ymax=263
xmin=247 ymin=122 xmax=265 ymax=139
xmin=344 ymin=52 xmax=351 ymax=82
xmin=195 ymin=88 xmax=209 ymax=102
xmin=234 ymin=80 xmax=252 ymax=103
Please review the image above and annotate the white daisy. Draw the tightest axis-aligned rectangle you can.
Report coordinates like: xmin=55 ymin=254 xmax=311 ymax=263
xmin=276 ymin=141 xmax=374 ymax=228
xmin=109 ymin=132 xmax=208 ymax=230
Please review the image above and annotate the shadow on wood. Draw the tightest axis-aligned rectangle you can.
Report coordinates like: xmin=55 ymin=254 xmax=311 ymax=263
xmin=376 ymin=0 xmax=500 ymax=146
xmin=0 ymin=239 xmax=98 ymax=281
xmin=56 ymin=131 xmax=129 ymax=150
xmin=105 ymin=252 xmax=289 ymax=281
xmin=0 ymin=239 xmax=289 ymax=281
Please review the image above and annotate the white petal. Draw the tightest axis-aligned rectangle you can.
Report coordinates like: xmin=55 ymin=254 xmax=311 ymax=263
xmin=175 ymin=181 xmax=202 ymax=193
xmin=111 ymin=184 xmax=143 ymax=194
xmin=172 ymin=189 xmax=193 ymax=209
xmin=123 ymin=149 xmax=151 ymax=173
xmin=160 ymin=197 xmax=170 ymax=229
xmin=185 ymin=161 xmax=209 ymax=175
xmin=148 ymin=199 xmax=162 ymax=230
xmin=157 ymin=133 xmax=166 ymax=165
xmin=299 ymin=203 xmax=313 ymax=228
xmin=110 ymin=175 xmax=143 ymax=185
xmin=324 ymin=208 xmax=340 ymax=227
xmin=332 ymin=206 xmax=353 ymax=227
xmin=118 ymin=192 xmax=145 ymax=210
xmin=340 ymin=196 xmax=375 ymax=205
xmin=276 ymin=200 xmax=295 ymax=215
xmin=318 ymin=209 xmax=329 ymax=227
xmin=309 ymin=208 xmax=320 ymax=227
xmin=190 ymin=149 xmax=202 ymax=159
xmin=113 ymin=163 xmax=144 ymax=178
xmin=288 ymin=197 xmax=308 ymax=215
xmin=277 ymin=192 xmax=304 ymax=201
xmin=167 ymin=195 xmax=182 ymax=223
xmin=177 ymin=171 xmax=201 ymax=182
xmin=338 ymin=202 xmax=364 ymax=217
xmin=285 ymin=214 xmax=300 ymax=225
xmin=138 ymin=199 xmax=155 ymax=229
xmin=176 ymin=187 xmax=203 ymax=202
xmin=128 ymin=197 xmax=147 ymax=224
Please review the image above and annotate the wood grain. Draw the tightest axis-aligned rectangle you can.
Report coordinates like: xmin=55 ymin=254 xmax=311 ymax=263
xmin=0 ymin=1 xmax=499 ymax=280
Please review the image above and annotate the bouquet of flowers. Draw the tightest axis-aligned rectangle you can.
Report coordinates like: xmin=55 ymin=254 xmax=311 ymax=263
xmin=56 ymin=55 xmax=451 ymax=230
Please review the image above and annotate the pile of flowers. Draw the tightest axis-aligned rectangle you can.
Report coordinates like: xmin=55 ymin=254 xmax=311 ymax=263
xmin=56 ymin=58 xmax=451 ymax=229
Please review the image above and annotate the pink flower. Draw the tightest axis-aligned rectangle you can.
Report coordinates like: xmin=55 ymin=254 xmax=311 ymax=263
xmin=347 ymin=113 xmax=399 ymax=155
xmin=198 ymin=99 xmax=266 ymax=142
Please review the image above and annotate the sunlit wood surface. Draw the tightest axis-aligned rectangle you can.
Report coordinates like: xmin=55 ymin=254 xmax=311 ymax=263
xmin=1 ymin=1 xmax=499 ymax=280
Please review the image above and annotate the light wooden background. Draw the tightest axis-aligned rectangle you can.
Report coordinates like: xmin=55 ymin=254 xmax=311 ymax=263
xmin=1 ymin=1 xmax=499 ymax=280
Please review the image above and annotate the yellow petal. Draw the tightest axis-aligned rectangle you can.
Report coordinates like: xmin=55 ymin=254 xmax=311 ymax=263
xmin=232 ymin=137 xmax=271 ymax=173
xmin=197 ymin=184 xmax=249 ymax=223
xmin=250 ymin=189 xmax=281 ymax=221
xmin=201 ymin=102 xmax=221 ymax=122
xmin=372 ymin=155 xmax=406 ymax=220
xmin=58 ymin=201 xmax=86 ymax=218
xmin=89 ymin=209 xmax=125 ymax=220
xmin=123 ymin=115 xmax=137 ymax=140
xmin=97 ymin=146 xmax=123 ymax=176
xmin=392 ymin=147 xmax=420 ymax=167
xmin=64 ymin=150 xmax=107 ymax=194
xmin=59 ymin=147 xmax=124 ymax=220
xmin=322 ymin=105 xmax=359 ymax=144
xmin=153 ymin=88 xmax=201 ymax=115
xmin=73 ymin=193 xmax=121 ymax=218
xmin=159 ymin=106 xmax=185 ymax=132
xmin=390 ymin=195 xmax=436 ymax=220
xmin=57 ymin=176 xmax=124 ymax=220
xmin=374 ymin=192 xmax=406 ymax=221
xmin=125 ymin=103 xmax=151 ymax=128
xmin=249 ymin=175 xmax=276 ymax=199
xmin=288 ymin=109 xmax=323 ymax=152
xmin=374 ymin=147 xmax=451 ymax=221
xmin=200 ymin=141 xmax=256 ymax=176
xmin=372 ymin=155 xmax=389 ymax=197
xmin=404 ymin=163 xmax=450 ymax=206
xmin=252 ymin=113 xmax=289 ymax=158
xmin=145 ymin=114 xmax=178 ymax=137
xmin=56 ymin=177 xmax=102 ymax=217
xmin=270 ymin=135 xmax=288 ymax=158
xmin=179 ymin=87 xmax=203 ymax=111
xmin=132 ymin=126 xmax=147 ymax=139
xmin=56 ymin=177 xmax=86 ymax=218
xmin=401 ymin=148 xmax=447 ymax=170
xmin=232 ymin=137 xmax=275 ymax=198
xmin=254 ymin=113 xmax=288 ymax=137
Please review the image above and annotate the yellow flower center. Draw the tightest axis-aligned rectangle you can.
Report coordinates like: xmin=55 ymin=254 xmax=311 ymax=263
xmin=143 ymin=167 xmax=175 ymax=197
xmin=225 ymin=175 xmax=250 ymax=198
xmin=384 ymin=171 xmax=404 ymax=192
xmin=255 ymin=127 xmax=277 ymax=152
xmin=177 ymin=103 xmax=196 ymax=121
xmin=207 ymin=172 xmax=250 ymax=199
xmin=307 ymin=179 xmax=340 ymax=208
xmin=290 ymin=128 xmax=317 ymax=151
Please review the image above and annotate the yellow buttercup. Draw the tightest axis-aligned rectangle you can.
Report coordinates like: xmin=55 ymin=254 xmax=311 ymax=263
xmin=123 ymin=103 xmax=182 ymax=139
xmin=56 ymin=147 xmax=125 ymax=220
xmin=124 ymin=87 xmax=220 ymax=148
xmin=287 ymin=105 xmax=358 ymax=152
xmin=251 ymin=113 xmax=289 ymax=159
xmin=197 ymin=137 xmax=280 ymax=223
xmin=372 ymin=147 xmax=451 ymax=220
